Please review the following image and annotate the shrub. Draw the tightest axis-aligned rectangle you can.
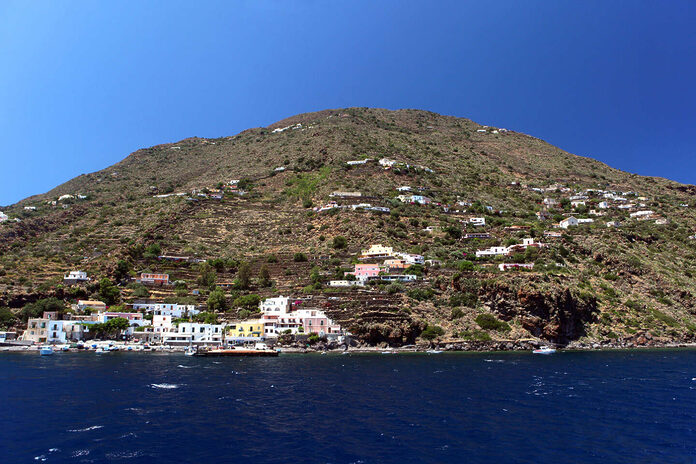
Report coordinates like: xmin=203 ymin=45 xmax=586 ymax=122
xmin=233 ymin=294 xmax=261 ymax=309
xmin=421 ymin=325 xmax=445 ymax=340
xmin=332 ymin=236 xmax=347 ymax=249
xmin=207 ymin=288 xmax=227 ymax=312
xmin=451 ymin=308 xmax=464 ymax=319
xmin=475 ymin=313 xmax=511 ymax=332
xmin=407 ymin=288 xmax=434 ymax=301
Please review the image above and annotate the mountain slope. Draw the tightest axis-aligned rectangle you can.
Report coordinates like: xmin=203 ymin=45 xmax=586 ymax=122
xmin=2 ymin=108 xmax=695 ymax=348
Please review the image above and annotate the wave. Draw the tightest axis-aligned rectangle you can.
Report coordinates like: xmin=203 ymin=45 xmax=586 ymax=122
xmin=67 ymin=425 xmax=103 ymax=432
xmin=177 ymin=365 xmax=194 ymax=368
xmin=150 ymin=383 xmax=181 ymax=389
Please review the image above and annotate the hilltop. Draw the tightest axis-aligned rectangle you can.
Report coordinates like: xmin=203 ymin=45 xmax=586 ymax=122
xmin=2 ymin=107 xmax=696 ymax=349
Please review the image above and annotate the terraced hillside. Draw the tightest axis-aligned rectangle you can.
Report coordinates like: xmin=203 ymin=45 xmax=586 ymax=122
xmin=1 ymin=108 xmax=696 ymax=348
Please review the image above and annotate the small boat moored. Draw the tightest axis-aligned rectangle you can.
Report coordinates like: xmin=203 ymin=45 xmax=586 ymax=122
xmin=533 ymin=345 xmax=556 ymax=355
xmin=194 ymin=342 xmax=278 ymax=357
xmin=39 ymin=346 xmax=54 ymax=356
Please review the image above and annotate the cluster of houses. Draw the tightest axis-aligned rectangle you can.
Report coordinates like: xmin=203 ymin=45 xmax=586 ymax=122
xmin=475 ymin=238 xmax=546 ymax=259
xmin=21 ymin=295 xmax=344 ymax=347
xmin=330 ymin=245 xmax=423 ymax=287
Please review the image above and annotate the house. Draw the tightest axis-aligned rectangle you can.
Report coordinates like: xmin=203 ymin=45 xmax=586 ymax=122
xmin=396 ymin=186 xmax=412 ymax=192
xmin=230 ymin=320 xmax=265 ymax=339
xmin=536 ymin=211 xmax=551 ymax=221
xmin=63 ymin=270 xmax=90 ymax=285
xmin=588 ymin=209 xmax=606 ymax=216
xmin=499 ymin=263 xmax=534 ymax=271
xmin=296 ymin=309 xmax=342 ymax=336
xmin=329 ymin=280 xmax=364 ymax=287
xmin=96 ymin=312 xmax=146 ymax=331
xmin=0 ymin=212 xmax=8 ymax=222
xmin=655 ymin=217 xmax=669 ymax=225
xmin=504 ymin=225 xmax=531 ymax=231
xmin=475 ymin=246 xmax=509 ymax=258
xmin=395 ymin=253 xmax=424 ymax=265
xmin=544 ymin=231 xmax=563 ymax=238
xmin=571 ymin=200 xmax=586 ymax=208
xmin=131 ymin=302 xmax=199 ymax=318
xmin=74 ymin=300 xmax=107 ymax=312
xmin=557 ymin=217 xmax=579 ymax=229
xmin=260 ymin=296 xmax=291 ymax=314
xmin=360 ymin=244 xmax=394 ymax=259
xmin=606 ymin=221 xmax=621 ymax=228
xmin=58 ymin=194 xmax=74 ymax=201
xmin=476 ymin=129 xmax=486 ymax=133
xmin=345 ymin=264 xmax=381 ymax=279
xmin=379 ymin=158 xmax=397 ymax=168
xmin=463 ymin=232 xmax=491 ymax=239
xmin=397 ymin=194 xmax=431 ymax=205
xmin=139 ymin=273 xmax=170 ymax=286
xmin=346 ymin=159 xmax=370 ymax=165
xmin=469 ymin=217 xmax=486 ymax=227
xmin=162 ymin=323 xmax=224 ymax=346
xmin=365 ymin=274 xmax=418 ymax=283
xmin=598 ymin=201 xmax=610 ymax=209
xmin=630 ymin=210 xmax=654 ymax=219
xmin=330 ymin=191 xmax=362 ymax=197
xmin=543 ymin=198 xmax=558 ymax=207
xmin=576 ymin=218 xmax=594 ymax=224
xmin=24 ymin=206 xmax=36 ymax=211
xmin=384 ymin=259 xmax=409 ymax=271
xmin=45 ymin=320 xmax=96 ymax=343
xmin=274 ymin=166 xmax=286 ymax=172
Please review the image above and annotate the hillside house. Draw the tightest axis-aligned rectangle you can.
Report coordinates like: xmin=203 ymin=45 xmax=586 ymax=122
xmin=0 ymin=212 xmax=8 ymax=222
xmin=139 ymin=273 xmax=170 ymax=286
xmin=536 ymin=211 xmax=551 ymax=221
xmin=571 ymin=200 xmax=586 ymax=208
xmin=630 ymin=210 xmax=654 ymax=219
xmin=397 ymin=194 xmax=431 ymax=205
xmin=396 ymin=186 xmax=412 ymax=192
xmin=557 ymin=217 xmax=579 ymax=229
xmin=606 ymin=221 xmax=621 ymax=228
xmin=544 ymin=231 xmax=563 ymax=238
xmin=274 ymin=166 xmax=286 ymax=172
xmin=384 ymin=259 xmax=410 ymax=271
xmin=598 ymin=201 xmax=610 ymax=209
xmin=24 ymin=206 xmax=36 ymax=211
xmin=499 ymin=263 xmax=534 ymax=271
xmin=476 ymin=246 xmax=509 ymax=258
xmin=360 ymin=244 xmax=394 ymax=259
xmin=379 ymin=158 xmax=397 ymax=168
xmin=655 ymin=217 xmax=669 ymax=225
xmin=543 ymin=198 xmax=558 ymax=207
xmin=589 ymin=209 xmax=606 ymax=216
xmin=577 ymin=218 xmax=594 ymax=224
xmin=365 ymin=274 xmax=417 ymax=283
xmin=329 ymin=280 xmax=364 ymax=287
xmin=395 ymin=252 xmax=424 ymax=265
xmin=469 ymin=217 xmax=486 ymax=227
xmin=74 ymin=300 xmax=107 ymax=312
xmin=330 ymin=191 xmax=362 ymax=197
xmin=63 ymin=270 xmax=90 ymax=285
xmin=346 ymin=159 xmax=371 ymax=165
xmin=162 ymin=323 xmax=224 ymax=346
xmin=260 ymin=296 xmax=291 ymax=314
xmin=131 ymin=302 xmax=199 ymax=318
xmin=345 ymin=264 xmax=381 ymax=279
xmin=463 ymin=232 xmax=492 ymax=239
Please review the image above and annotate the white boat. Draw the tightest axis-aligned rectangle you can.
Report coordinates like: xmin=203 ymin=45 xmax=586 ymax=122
xmin=426 ymin=350 xmax=443 ymax=354
xmin=95 ymin=347 xmax=107 ymax=354
xmin=533 ymin=346 xmax=556 ymax=355
xmin=39 ymin=346 xmax=54 ymax=356
xmin=184 ymin=347 xmax=196 ymax=356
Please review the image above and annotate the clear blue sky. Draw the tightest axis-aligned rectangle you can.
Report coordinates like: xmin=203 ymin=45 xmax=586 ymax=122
xmin=1 ymin=0 xmax=695 ymax=205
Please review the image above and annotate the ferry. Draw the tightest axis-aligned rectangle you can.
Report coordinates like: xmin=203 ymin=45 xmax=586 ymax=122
xmin=533 ymin=345 xmax=556 ymax=355
xmin=39 ymin=346 xmax=54 ymax=356
xmin=194 ymin=342 xmax=278 ymax=357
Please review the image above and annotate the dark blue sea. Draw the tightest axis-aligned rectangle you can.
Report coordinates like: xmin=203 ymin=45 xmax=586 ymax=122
xmin=2 ymin=349 xmax=696 ymax=463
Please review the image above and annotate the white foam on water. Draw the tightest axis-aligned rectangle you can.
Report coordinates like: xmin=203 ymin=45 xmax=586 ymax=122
xmin=67 ymin=425 xmax=103 ymax=432
xmin=150 ymin=383 xmax=181 ymax=389
xmin=177 ymin=365 xmax=193 ymax=369
xmin=72 ymin=450 xmax=90 ymax=457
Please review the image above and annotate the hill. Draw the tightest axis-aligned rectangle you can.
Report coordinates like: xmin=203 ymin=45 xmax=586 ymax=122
xmin=2 ymin=107 xmax=696 ymax=349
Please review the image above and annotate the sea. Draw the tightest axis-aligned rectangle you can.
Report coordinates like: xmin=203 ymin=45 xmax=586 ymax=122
xmin=2 ymin=349 xmax=696 ymax=463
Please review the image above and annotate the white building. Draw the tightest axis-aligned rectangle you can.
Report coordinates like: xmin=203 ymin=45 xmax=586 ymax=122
xmin=598 ymin=201 xmax=610 ymax=209
xmin=630 ymin=210 xmax=654 ymax=218
xmin=0 ymin=212 xmax=8 ymax=222
xmin=346 ymin=159 xmax=371 ymax=165
xmin=162 ymin=323 xmax=224 ymax=346
xmin=606 ymin=221 xmax=621 ymax=228
xmin=476 ymin=246 xmax=509 ymax=258
xmin=260 ymin=296 xmax=291 ymax=314
xmin=396 ymin=186 xmax=412 ymax=192
xmin=469 ymin=217 xmax=486 ymax=227
xmin=360 ymin=244 xmax=394 ymax=259
xmin=558 ymin=217 xmax=579 ymax=229
xmin=24 ymin=206 xmax=36 ymax=211
xmin=395 ymin=252 xmax=425 ymax=265
xmin=131 ymin=302 xmax=199 ymax=318
xmin=329 ymin=280 xmax=364 ymax=287
xmin=577 ymin=218 xmax=594 ymax=224
xmin=64 ymin=270 xmax=90 ymax=285
xmin=379 ymin=158 xmax=397 ymax=168
xmin=499 ymin=263 xmax=534 ymax=271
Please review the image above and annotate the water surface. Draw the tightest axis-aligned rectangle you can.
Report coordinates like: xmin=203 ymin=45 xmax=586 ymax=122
xmin=2 ymin=349 xmax=695 ymax=463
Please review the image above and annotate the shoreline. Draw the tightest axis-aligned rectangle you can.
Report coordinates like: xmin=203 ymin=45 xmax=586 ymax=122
xmin=3 ymin=341 xmax=696 ymax=355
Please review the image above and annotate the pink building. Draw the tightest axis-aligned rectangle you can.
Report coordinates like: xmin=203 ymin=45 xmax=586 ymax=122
xmin=298 ymin=309 xmax=342 ymax=335
xmin=345 ymin=264 xmax=381 ymax=279
xmin=98 ymin=312 xmax=144 ymax=323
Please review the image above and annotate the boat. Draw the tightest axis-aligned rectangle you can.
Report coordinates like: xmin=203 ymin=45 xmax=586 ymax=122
xmin=426 ymin=350 xmax=443 ymax=354
xmin=95 ymin=347 xmax=107 ymax=354
xmin=61 ymin=345 xmax=70 ymax=352
xmin=39 ymin=346 xmax=54 ymax=356
xmin=194 ymin=343 xmax=278 ymax=357
xmin=184 ymin=346 xmax=197 ymax=356
xmin=533 ymin=345 xmax=556 ymax=355
xmin=381 ymin=350 xmax=397 ymax=355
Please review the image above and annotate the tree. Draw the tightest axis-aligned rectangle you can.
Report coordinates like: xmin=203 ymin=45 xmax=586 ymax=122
xmin=197 ymin=262 xmax=217 ymax=289
xmin=143 ymin=243 xmax=162 ymax=259
xmin=233 ymin=294 xmax=261 ymax=309
xmin=114 ymin=260 xmax=131 ymax=282
xmin=99 ymin=278 xmax=121 ymax=305
xmin=21 ymin=298 xmax=65 ymax=322
xmin=88 ymin=317 xmax=130 ymax=339
xmin=332 ymin=236 xmax=347 ymax=249
xmin=258 ymin=265 xmax=272 ymax=288
xmin=237 ymin=261 xmax=251 ymax=289
xmin=0 ymin=307 xmax=17 ymax=329
xmin=293 ymin=253 xmax=308 ymax=262
xmin=207 ymin=288 xmax=227 ymax=312
xmin=421 ymin=325 xmax=445 ymax=340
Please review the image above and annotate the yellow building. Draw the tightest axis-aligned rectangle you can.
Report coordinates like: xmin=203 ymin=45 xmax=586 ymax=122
xmin=228 ymin=319 xmax=264 ymax=339
xmin=360 ymin=244 xmax=394 ymax=258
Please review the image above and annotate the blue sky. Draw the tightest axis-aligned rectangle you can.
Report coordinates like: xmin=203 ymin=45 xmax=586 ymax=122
xmin=1 ymin=0 xmax=695 ymax=205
